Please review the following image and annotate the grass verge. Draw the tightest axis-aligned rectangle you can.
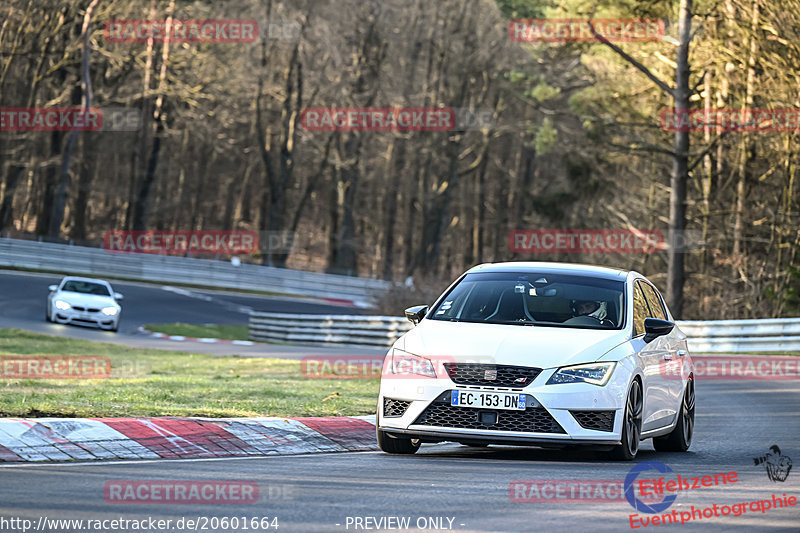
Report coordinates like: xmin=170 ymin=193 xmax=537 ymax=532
xmin=145 ymin=323 xmax=249 ymax=341
xmin=0 ymin=329 xmax=378 ymax=418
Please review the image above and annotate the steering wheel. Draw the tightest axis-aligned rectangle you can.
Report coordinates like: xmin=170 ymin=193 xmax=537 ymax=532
xmin=563 ymin=315 xmax=603 ymax=326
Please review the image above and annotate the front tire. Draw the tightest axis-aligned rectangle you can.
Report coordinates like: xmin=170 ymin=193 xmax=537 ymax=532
xmin=609 ymin=379 xmax=643 ymax=461
xmin=653 ymin=378 xmax=694 ymax=452
xmin=377 ymin=429 xmax=420 ymax=454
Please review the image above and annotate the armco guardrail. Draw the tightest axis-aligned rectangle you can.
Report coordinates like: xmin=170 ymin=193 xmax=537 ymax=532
xmin=249 ymin=313 xmax=800 ymax=352
xmin=249 ymin=312 xmax=411 ymax=347
xmin=678 ymin=318 xmax=800 ymax=353
xmin=0 ymin=237 xmax=389 ymax=305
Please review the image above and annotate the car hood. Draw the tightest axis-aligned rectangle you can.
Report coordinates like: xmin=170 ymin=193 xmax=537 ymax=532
xmin=55 ymin=292 xmax=118 ymax=307
xmin=397 ymin=320 xmax=629 ymax=369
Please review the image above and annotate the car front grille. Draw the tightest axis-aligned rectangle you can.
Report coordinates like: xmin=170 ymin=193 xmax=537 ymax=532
xmin=71 ymin=306 xmax=100 ymax=313
xmin=570 ymin=410 xmax=615 ymax=432
xmin=383 ymin=398 xmax=411 ymax=418
xmin=413 ymin=400 xmax=565 ymax=434
xmin=443 ymin=363 xmax=542 ymax=387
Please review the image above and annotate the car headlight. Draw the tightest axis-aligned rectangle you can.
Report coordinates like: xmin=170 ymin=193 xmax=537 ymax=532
xmin=54 ymin=300 xmax=72 ymax=310
xmin=101 ymin=306 xmax=119 ymax=316
xmin=391 ymin=349 xmax=437 ymax=378
xmin=547 ymin=362 xmax=616 ymax=386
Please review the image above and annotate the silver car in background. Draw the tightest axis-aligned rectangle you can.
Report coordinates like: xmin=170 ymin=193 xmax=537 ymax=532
xmin=46 ymin=276 xmax=123 ymax=332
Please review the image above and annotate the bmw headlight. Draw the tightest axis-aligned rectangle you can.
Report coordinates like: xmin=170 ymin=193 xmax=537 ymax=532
xmin=547 ymin=362 xmax=616 ymax=386
xmin=101 ymin=306 xmax=119 ymax=316
xmin=391 ymin=349 xmax=437 ymax=378
xmin=55 ymin=300 xmax=72 ymax=310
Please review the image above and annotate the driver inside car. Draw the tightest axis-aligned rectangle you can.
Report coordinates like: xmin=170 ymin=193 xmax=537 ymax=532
xmin=573 ymin=299 xmax=601 ymax=317
xmin=570 ymin=299 xmax=613 ymax=326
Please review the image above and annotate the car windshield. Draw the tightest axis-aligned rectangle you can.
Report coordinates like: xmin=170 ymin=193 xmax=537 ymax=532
xmin=61 ymin=281 xmax=110 ymax=296
xmin=429 ymin=272 xmax=625 ymax=329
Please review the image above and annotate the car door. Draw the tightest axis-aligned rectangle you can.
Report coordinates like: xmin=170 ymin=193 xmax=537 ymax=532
xmin=640 ymin=282 xmax=684 ymax=419
xmin=631 ymin=280 xmax=670 ymax=431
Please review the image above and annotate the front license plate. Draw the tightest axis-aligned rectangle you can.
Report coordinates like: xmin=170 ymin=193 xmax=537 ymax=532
xmin=450 ymin=390 xmax=526 ymax=411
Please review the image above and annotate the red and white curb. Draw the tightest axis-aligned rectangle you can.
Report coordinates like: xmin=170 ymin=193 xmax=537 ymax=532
xmin=0 ymin=416 xmax=377 ymax=462
xmin=138 ymin=326 xmax=254 ymax=345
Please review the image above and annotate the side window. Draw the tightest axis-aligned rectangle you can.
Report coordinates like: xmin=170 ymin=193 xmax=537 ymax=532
xmin=632 ymin=282 xmax=648 ymax=337
xmin=640 ymin=282 xmax=667 ymax=320
xmin=432 ymin=282 xmax=473 ymax=320
xmin=461 ymin=284 xmax=501 ymax=321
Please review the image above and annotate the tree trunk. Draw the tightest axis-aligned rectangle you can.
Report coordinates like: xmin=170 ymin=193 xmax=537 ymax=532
xmin=35 ymin=130 xmax=62 ymax=236
xmin=665 ymin=0 xmax=693 ymax=318
xmin=126 ymin=0 xmax=158 ymax=230
xmin=731 ymin=0 xmax=760 ymax=274
xmin=51 ymin=0 xmax=99 ymax=238
xmin=381 ymin=139 xmax=400 ymax=280
xmin=133 ymin=0 xmax=174 ymax=231
xmin=327 ymin=133 xmax=364 ymax=275
xmin=70 ymin=135 xmax=96 ymax=240
xmin=0 ymin=167 xmax=24 ymax=232
xmin=326 ymin=165 xmax=342 ymax=270
xmin=286 ymin=134 xmax=333 ymax=259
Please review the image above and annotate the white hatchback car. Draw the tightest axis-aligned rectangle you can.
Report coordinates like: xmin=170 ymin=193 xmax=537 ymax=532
xmin=46 ymin=276 xmax=123 ymax=332
xmin=377 ymin=262 xmax=694 ymax=460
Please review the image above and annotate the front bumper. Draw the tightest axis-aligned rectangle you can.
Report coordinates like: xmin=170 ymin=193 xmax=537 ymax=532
xmin=53 ymin=307 xmax=118 ymax=329
xmin=380 ymin=428 xmax=620 ymax=447
xmin=378 ymin=362 xmax=633 ymax=446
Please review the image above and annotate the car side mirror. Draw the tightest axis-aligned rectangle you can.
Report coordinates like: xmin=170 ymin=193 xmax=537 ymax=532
xmin=114 ymin=293 xmax=124 ymax=301
xmin=644 ymin=317 xmax=674 ymax=343
xmin=48 ymin=285 xmax=57 ymax=292
xmin=404 ymin=305 xmax=428 ymax=325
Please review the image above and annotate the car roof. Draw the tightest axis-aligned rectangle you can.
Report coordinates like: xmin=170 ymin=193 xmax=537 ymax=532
xmin=60 ymin=276 xmax=112 ymax=285
xmin=465 ymin=261 xmax=630 ymax=281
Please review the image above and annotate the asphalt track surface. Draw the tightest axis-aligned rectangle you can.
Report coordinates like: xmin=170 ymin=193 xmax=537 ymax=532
xmin=1 ymin=380 xmax=798 ymax=532
xmin=0 ymin=270 xmax=381 ymax=358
